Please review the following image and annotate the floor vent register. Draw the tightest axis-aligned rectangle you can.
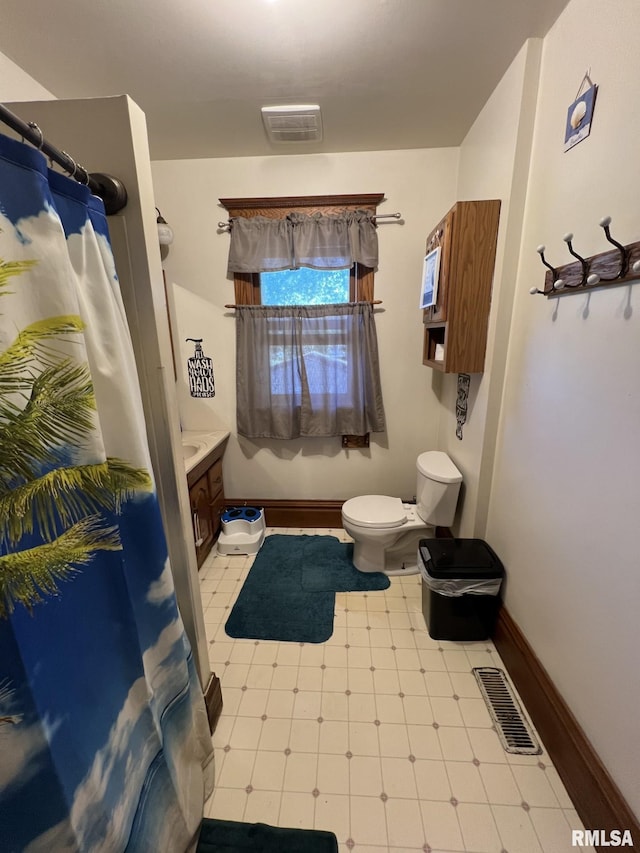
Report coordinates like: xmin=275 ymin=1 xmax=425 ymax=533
xmin=472 ymin=666 xmax=542 ymax=755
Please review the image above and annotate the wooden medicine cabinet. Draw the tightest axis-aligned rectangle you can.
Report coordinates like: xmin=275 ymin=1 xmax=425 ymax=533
xmin=422 ymin=199 xmax=501 ymax=373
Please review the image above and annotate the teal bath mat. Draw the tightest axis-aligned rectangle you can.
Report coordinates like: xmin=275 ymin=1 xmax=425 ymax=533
xmin=301 ymin=535 xmax=390 ymax=592
xmin=224 ymin=534 xmax=389 ymax=644
xmin=196 ymin=817 xmax=338 ymax=852
xmin=224 ymin=534 xmax=335 ymax=643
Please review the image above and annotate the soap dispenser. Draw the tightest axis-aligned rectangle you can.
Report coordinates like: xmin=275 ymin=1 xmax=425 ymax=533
xmin=185 ymin=338 xmax=215 ymax=398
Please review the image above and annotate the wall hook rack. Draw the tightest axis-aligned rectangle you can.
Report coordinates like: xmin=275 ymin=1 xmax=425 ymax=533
xmin=531 ymin=217 xmax=640 ymax=296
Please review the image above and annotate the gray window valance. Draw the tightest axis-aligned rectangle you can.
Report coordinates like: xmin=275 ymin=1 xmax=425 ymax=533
xmin=227 ymin=210 xmax=378 ymax=275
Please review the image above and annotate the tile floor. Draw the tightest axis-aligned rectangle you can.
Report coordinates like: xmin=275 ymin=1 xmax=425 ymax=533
xmin=200 ymin=528 xmax=594 ymax=853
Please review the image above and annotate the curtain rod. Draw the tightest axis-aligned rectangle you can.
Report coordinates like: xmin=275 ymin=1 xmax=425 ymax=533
xmin=217 ymin=212 xmax=403 ymax=232
xmin=224 ymin=300 xmax=383 ymax=309
xmin=0 ymin=103 xmax=128 ymax=215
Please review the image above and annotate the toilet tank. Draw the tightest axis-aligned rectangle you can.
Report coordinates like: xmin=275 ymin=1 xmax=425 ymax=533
xmin=416 ymin=451 xmax=462 ymax=527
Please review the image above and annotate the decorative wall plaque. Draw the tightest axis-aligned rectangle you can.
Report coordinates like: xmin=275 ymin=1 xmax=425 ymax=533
xmin=186 ymin=338 xmax=215 ymax=398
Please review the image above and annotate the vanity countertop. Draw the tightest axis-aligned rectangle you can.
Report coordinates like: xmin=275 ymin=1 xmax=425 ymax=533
xmin=181 ymin=430 xmax=230 ymax=474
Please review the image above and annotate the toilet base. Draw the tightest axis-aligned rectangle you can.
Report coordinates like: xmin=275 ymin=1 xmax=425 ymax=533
xmin=383 ymin=563 xmax=419 ymax=577
xmin=351 ymin=526 xmax=435 ymax=576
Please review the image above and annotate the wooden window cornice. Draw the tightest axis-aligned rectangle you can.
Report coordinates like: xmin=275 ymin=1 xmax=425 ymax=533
xmin=219 ymin=193 xmax=385 ymax=220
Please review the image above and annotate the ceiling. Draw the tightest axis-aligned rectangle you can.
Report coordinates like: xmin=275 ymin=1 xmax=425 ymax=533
xmin=0 ymin=0 xmax=569 ymax=161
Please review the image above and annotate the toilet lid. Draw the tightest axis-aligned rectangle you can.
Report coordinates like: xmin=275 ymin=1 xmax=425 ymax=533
xmin=342 ymin=495 xmax=407 ymax=529
xmin=417 ymin=451 xmax=463 ymax=484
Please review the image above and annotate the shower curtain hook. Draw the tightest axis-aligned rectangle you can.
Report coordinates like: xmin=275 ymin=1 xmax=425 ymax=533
xmin=27 ymin=122 xmax=44 ymax=150
xmin=61 ymin=150 xmax=78 ymax=180
xmin=76 ymin=163 xmax=90 ymax=185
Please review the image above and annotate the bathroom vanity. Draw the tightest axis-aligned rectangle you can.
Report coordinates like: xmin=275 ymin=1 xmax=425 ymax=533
xmin=182 ymin=430 xmax=230 ymax=567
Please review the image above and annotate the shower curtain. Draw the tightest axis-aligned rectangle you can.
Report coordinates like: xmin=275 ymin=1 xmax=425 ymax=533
xmin=0 ymin=133 xmax=213 ymax=851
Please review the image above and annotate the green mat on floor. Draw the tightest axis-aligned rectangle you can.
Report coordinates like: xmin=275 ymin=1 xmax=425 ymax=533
xmin=224 ymin=534 xmax=389 ymax=644
xmin=196 ymin=817 xmax=338 ymax=853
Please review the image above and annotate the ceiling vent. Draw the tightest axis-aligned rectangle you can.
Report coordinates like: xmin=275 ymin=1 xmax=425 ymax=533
xmin=261 ymin=105 xmax=323 ymax=143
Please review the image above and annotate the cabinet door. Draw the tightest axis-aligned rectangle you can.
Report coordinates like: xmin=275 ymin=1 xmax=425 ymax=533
xmin=423 ymin=209 xmax=454 ymax=324
xmin=208 ymin=459 xmax=224 ymax=540
xmin=210 ymin=489 xmax=225 ymax=540
xmin=207 ymin=459 xmax=224 ymax=500
xmin=190 ymin=474 xmax=214 ymax=566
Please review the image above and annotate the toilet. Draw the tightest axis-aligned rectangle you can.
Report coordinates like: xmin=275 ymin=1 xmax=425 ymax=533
xmin=341 ymin=451 xmax=463 ymax=575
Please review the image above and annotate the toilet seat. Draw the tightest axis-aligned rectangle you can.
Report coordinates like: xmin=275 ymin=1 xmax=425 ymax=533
xmin=342 ymin=495 xmax=408 ymax=529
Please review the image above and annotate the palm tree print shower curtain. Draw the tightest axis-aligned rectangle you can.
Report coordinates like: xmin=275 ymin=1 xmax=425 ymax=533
xmin=0 ymin=133 xmax=213 ymax=851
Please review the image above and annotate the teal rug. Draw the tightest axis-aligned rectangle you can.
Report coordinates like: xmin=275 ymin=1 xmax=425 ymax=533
xmin=301 ymin=535 xmax=390 ymax=592
xmin=196 ymin=817 xmax=338 ymax=852
xmin=224 ymin=534 xmax=389 ymax=644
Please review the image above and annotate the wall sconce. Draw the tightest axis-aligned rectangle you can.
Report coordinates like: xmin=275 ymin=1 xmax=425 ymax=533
xmin=156 ymin=207 xmax=174 ymax=246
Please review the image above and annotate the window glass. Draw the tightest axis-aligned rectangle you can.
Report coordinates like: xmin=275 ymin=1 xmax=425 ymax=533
xmin=260 ymin=270 xmax=351 ymax=398
xmin=269 ymin=341 xmax=349 ymax=396
xmin=260 ymin=267 xmax=350 ymax=305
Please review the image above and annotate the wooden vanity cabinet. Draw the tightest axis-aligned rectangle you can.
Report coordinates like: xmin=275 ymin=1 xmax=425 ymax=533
xmin=208 ymin=459 xmax=225 ymax=541
xmin=423 ymin=199 xmax=501 ymax=374
xmin=187 ymin=439 xmax=228 ymax=567
xmin=190 ymin=473 xmax=215 ymax=562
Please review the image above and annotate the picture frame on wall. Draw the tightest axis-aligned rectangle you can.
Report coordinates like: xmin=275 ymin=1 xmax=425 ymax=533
xmin=419 ymin=246 xmax=441 ymax=309
xmin=564 ymin=80 xmax=598 ymax=152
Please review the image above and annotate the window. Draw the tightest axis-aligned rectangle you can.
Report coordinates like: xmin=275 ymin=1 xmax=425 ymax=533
xmin=260 ymin=267 xmax=351 ymax=306
xmin=261 ymin=267 xmax=352 ymax=400
xmin=220 ymin=194 xmax=385 ymax=441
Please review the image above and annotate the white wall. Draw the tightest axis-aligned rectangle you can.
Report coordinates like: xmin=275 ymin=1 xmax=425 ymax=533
xmin=437 ymin=39 xmax=542 ymax=537
xmin=486 ymin=0 xmax=640 ymax=817
xmin=0 ymin=50 xmax=54 ymax=101
xmin=152 ymin=149 xmax=459 ymax=501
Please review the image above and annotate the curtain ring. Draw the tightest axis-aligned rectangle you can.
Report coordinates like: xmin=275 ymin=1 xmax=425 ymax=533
xmin=76 ymin=163 xmax=90 ymax=185
xmin=27 ymin=122 xmax=44 ymax=150
xmin=61 ymin=150 xmax=78 ymax=179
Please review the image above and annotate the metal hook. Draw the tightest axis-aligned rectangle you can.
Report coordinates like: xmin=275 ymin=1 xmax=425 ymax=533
xmin=532 ymin=245 xmax=566 ymax=294
xmin=27 ymin=122 xmax=44 ymax=150
xmin=536 ymin=245 xmax=558 ymax=280
xmin=76 ymin=163 xmax=90 ymax=185
xmin=562 ymin=233 xmax=590 ymax=286
xmin=61 ymin=150 xmax=78 ymax=179
xmin=529 ymin=278 xmax=566 ymax=296
xmin=596 ymin=216 xmax=628 ymax=280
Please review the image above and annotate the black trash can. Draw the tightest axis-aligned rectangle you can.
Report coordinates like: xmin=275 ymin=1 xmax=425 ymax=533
xmin=418 ymin=539 xmax=504 ymax=641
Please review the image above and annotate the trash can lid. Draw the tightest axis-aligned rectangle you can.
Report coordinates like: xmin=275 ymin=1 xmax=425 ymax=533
xmin=418 ymin=538 xmax=504 ymax=579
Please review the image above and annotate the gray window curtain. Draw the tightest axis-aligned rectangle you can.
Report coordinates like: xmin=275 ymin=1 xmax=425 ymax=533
xmin=227 ymin=210 xmax=378 ymax=274
xmin=235 ymin=303 xmax=385 ymax=439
